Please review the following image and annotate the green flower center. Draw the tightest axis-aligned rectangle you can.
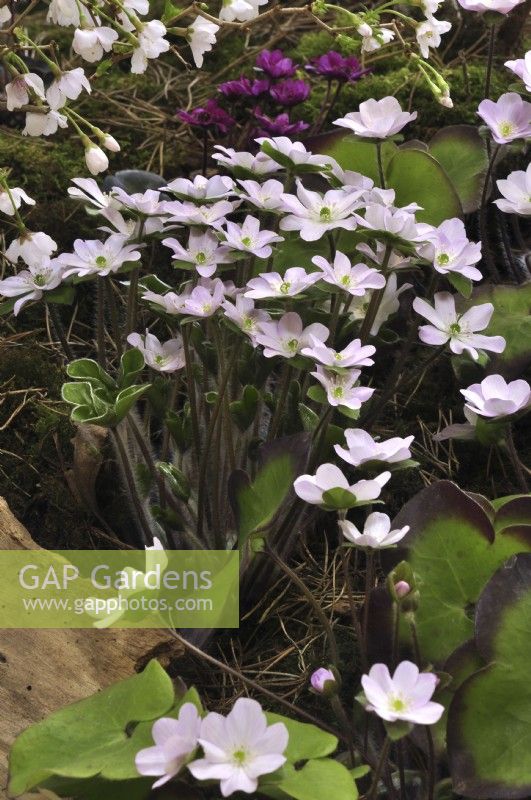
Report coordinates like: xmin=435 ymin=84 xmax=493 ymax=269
xmin=449 ymin=322 xmax=461 ymax=334
xmin=499 ymin=121 xmax=515 ymax=138
xmin=202 ymin=303 xmax=212 ymax=313
xmin=437 ymin=253 xmax=450 ymax=265
xmin=332 ymin=386 xmax=344 ymax=398
xmin=242 ymin=316 xmax=254 ymax=331
xmin=241 ymin=236 xmax=252 ymax=247
xmin=334 ymin=352 xmax=342 ymax=361
xmin=279 ymin=282 xmax=291 ymax=294
xmin=340 ymin=275 xmax=351 ymax=286
xmin=196 ymin=251 xmax=207 ymax=264
xmin=320 ymin=206 xmax=332 ymax=221
xmin=287 ymin=338 xmax=299 ymax=353
xmin=33 ymin=275 xmax=47 ymax=287
xmin=154 ymin=355 xmax=165 ymax=364
xmin=95 ymin=256 xmax=107 ymax=268
xmin=390 ymin=696 xmax=407 ymax=712
xmin=233 ymin=749 xmax=248 ymax=765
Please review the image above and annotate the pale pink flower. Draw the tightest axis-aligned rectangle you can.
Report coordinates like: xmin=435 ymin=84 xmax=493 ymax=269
xmin=162 ymin=230 xmax=234 ymax=278
xmin=358 ymin=25 xmax=395 ymax=53
xmin=311 ymin=366 xmax=374 ymax=410
xmin=45 ymin=67 xmax=91 ymax=110
xmin=127 ymin=331 xmax=185 ymax=373
xmin=183 ymin=279 xmax=225 ymax=317
xmin=505 ymin=52 xmax=531 ymax=92
xmin=460 ymin=374 xmax=530 ymax=418
xmin=477 ymin=93 xmax=531 ymax=144
xmin=312 ymin=252 xmax=385 ymax=296
xmin=257 ymin=136 xmax=337 ymax=173
xmin=415 ymin=17 xmax=451 ymax=59
xmin=5 ymin=73 xmax=45 ymax=110
xmin=57 ymin=234 xmax=141 ymax=277
xmin=334 ymin=97 xmax=417 ymax=139
xmin=294 ymin=463 xmax=390 ymax=507
xmin=73 ymin=26 xmax=118 ymax=62
xmin=222 ymin=215 xmax=283 ymax=258
xmin=335 ymin=429 xmax=414 ymax=467
xmin=5 ymin=230 xmax=57 ymax=266
xmin=255 ymin=311 xmax=328 ymax=358
xmin=361 ymin=661 xmax=444 ymax=725
xmin=418 ymin=218 xmax=482 ymax=281
xmin=188 ymin=698 xmax=288 ymax=797
xmin=165 ymin=199 xmax=237 ymax=228
xmin=223 ymin=295 xmax=271 ymax=341
xmin=457 ymin=0 xmax=524 ymax=12
xmin=495 ymin=164 xmax=531 ymax=216
xmin=0 ymin=260 xmax=64 ymax=315
xmin=237 ymin=179 xmax=285 ymax=211
xmin=310 ymin=668 xmax=336 ymax=693
xmin=136 ymin=703 xmax=201 ymax=789
xmin=245 ymin=267 xmax=319 ymax=299
xmin=85 ymin=144 xmax=108 ymax=176
xmin=131 ymin=20 xmax=170 ymax=74
xmin=163 ymin=175 xmax=234 ymax=202
xmin=0 ymin=187 xmax=35 ymax=216
xmin=301 ymin=335 xmax=376 ymax=368
xmin=213 ymin=146 xmax=280 ymax=176
xmin=339 ymin=512 xmax=409 ymax=549
xmin=280 ymin=181 xmax=361 ymax=242
xmin=22 ymin=110 xmax=68 ymax=137
xmin=413 ymin=291 xmax=506 ymax=360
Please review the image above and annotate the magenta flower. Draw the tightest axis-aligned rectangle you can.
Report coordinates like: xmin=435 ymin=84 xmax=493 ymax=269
xmin=178 ymin=99 xmax=235 ymax=134
xmin=255 ymin=49 xmax=297 ymax=78
xmin=477 ymin=93 xmax=531 ymax=144
xmin=254 ymin=108 xmax=309 ymax=137
xmin=218 ymin=76 xmax=270 ymax=98
xmin=306 ymin=51 xmax=370 ymax=82
xmin=361 ymin=662 xmax=444 ymax=725
xmin=310 ymin=668 xmax=337 ymax=694
xmin=270 ymin=79 xmax=311 ymax=107
xmin=412 ymin=291 xmax=506 ymax=360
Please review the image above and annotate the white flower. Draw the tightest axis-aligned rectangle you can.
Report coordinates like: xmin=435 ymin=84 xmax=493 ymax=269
xmin=418 ymin=218 xmax=482 ymax=281
xmin=334 ymin=97 xmax=417 ymax=139
xmin=213 ymin=146 xmax=280 ymax=176
xmin=45 ymin=67 xmax=91 ymax=110
xmin=48 ymin=0 xmax=80 ymax=25
xmin=355 ymin=274 xmax=412 ymax=337
xmin=280 ymin=181 xmax=361 ymax=242
xmin=223 ymin=215 xmax=283 ymax=258
xmin=494 ymin=163 xmax=531 ymax=216
xmin=302 ymin=335 xmax=376 ymax=368
xmin=188 ymin=16 xmax=219 ymax=68
xmin=73 ymin=26 xmax=118 ymax=62
xmin=255 ymin=311 xmax=328 ymax=359
xmin=22 ymin=110 xmax=68 ymax=137
xmin=0 ymin=5 xmax=12 ymax=24
xmin=219 ymin=0 xmax=268 ymax=21
xmin=223 ymin=295 xmax=271 ymax=341
xmin=460 ymin=374 xmax=531 ymax=418
xmin=164 ymin=175 xmax=234 ymax=202
xmin=85 ymin=144 xmax=109 ymax=176
xmin=361 ymin=661 xmax=444 ymax=725
xmin=131 ymin=20 xmax=170 ymax=74
xmin=136 ymin=703 xmax=202 ymax=789
xmin=356 ymin=242 xmax=412 ymax=271
xmin=312 ymin=252 xmax=385 ymax=296
xmin=294 ymin=463 xmax=390 ymax=507
xmin=188 ymin=698 xmax=288 ymax=797
xmin=183 ymin=279 xmax=226 ymax=317
xmin=339 ymin=512 xmax=409 ymax=549
xmin=142 ymin=289 xmax=190 ymax=315
xmin=413 ymin=291 xmax=506 ymax=360
xmin=127 ymin=331 xmax=185 ymax=372
xmin=57 ymin=234 xmax=142 ymax=278
xmin=0 ymin=259 xmax=64 ymax=315
xmin=358 ymin=24 xmax=395 ymax=53
xmin=311 ymin=366 xmax=374 ymax=410
xmin=165 ymin=199 xmax=237 ymax=228
xmin=6 ymin=231 xmax=57 ymax=266
xmin=102 ymin=134 xmax=120 ymax=152
xmin=360 ymin=204 xmax=425 ymax=243
xmin=68 ymin=177 xmax=117 ymax=210
xmin=237 ymin=179 xmax=285 ymax=211
xmin=335 ymin=429 xmax=414 ymax=467
xmin=0 ymin=187 xmax=35 ymax=216
xmin=257 ymin=136 xmax=336 ymax=173
xmin=5 ymin=73 xmax=45 ymax=110
xmin=112 ymin=187 xmax=165 ymax=216
xmin=245 ymin=267 xmax=319 ymax=299
xmin=163 ymin=230 xmax=233 ymax=278
xmin=415 ymin=17 xmax=451 ymax=59
xmin=505 ymin=52 xmax=531 ymax=93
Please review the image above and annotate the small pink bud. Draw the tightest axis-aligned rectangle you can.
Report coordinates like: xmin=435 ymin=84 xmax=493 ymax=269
xmin=85 ymin=144 xmax=109 ymax=175
xmin=102 ymin=134 xmax=120 ymax=152
xmin=395 ymin=581 xmax=411 ymax=598
xmin=310 ymin=668 xmax=336 ymax=694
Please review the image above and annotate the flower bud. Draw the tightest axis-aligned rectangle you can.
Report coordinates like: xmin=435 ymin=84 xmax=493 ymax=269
xmin=438 ymin=93 xmax=453 ymax=108
xmin=357 ymin=22 xmax=373 ymax=36
xmin=85 ymin=144 xmax=109 ymax=175
xmin=102 ymin=134 xmax=120 ymax=152
xmin=310 ymin=667 xmax=337 ymax=696
xmin=394 ymin=580 xmax=411 ymax=598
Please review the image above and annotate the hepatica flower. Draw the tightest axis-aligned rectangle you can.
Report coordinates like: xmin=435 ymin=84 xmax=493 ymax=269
xmin=312 ymin=252 xmax=385 ymax=296
xmin=413 ymin=291 xmax=506 ymax=360
xmin=280 ymin=182 xmax=361 ymax=242
xmin=237 ymin=179 xmax=285 ymax=211
xmin=223 ymin=295 xmax=271 ymax=341
xmin=255 ymin=49 xmax=297 ymax=79
xmin=136 ymin=703 xmax=202 ymax=788
xmin=306 ymin=51 xmax=370 ymax=82
xmin=162 ymin=230 xmax=233 ymax=278
xmin=0 ymin=260 xmax=64 ymax=315
xmin=126 ymin=332 xmax=185 ymax=373
xmin=179 ymin=99 xmax=235 ymax=135
xmin=223 ymin=215 xmax=283 ymax=258
xmin=495 ymin=164 xmax=531 ymax=216
xmin=220 ymin=0 xmax=268 ymax=22
xmin=335 ymin=429 xmax=414 ymax=467
xmin=334 ymin=97 xmax=417 ymax=139
xmin=361 ymin=662 xmax=444 ymax=725
xmin=302 ymin=336 xmax=376 ymax=368
xmin=294 ymin=463 xmax=390 ymax=508
xmin=73 ymin=26 xmax=118 ymax=63
xmin=415 ymin=17 xmax=451 ymax=59
xmin=254 ymin=109 xmax=309 ymax=137
xmin=418 ymin=218 xmax=482 ymax=281
xmin=310 ymin=668 xmax=337 ymax=694
xmin=219 ymin=76 xmax=270 ymax=98
xmin=163 ymin=174 xmax=235 ymax=203
xmin=188 ymin=16 xmax=219 ymax=68
xmin=245 ymin=267 xmax=320 ymax=299
xmin=461 ymin=374 xmax=531 ymax=418
xmin=269 ymin=79 xmax=311 ymax=107
xmin=339 ymin=512 xmax=409 ymax=549
xmin=57 ymin=234 xmax=141 ymax=278
xmin=311 ymin=366 xmax=375 ymax=410
xmin=358 ymin=24 xmax=395 ymax=53
xmin=0 ymin=187 xmax=35 ymax=216
xmin=477 ymin=93 xmax=531 ymax=144
xmin=255 ymin=311 xmax=328 ymax=359
xmin=457 ymin=0 xmax=525 ymax=12
xmin=505 ymin=52 xmax=531 ymax=92
xmin=6 ymin=230 xmax=57 ymax=267
xmin=183 ymin=279 xmax=226 ymax=317
xmin=257 ymin=136 xmax=335 ymax=173
xmin=188 ymin=697 xmax=288 ymax=797
xmin=213 ymin=146 xmax=281 ymax=177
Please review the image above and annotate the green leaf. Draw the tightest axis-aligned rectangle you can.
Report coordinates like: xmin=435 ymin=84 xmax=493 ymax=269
xmin=8 ymin=661 xmax=175 ymax=796
xmin=157 ymin=462 xmax=190 ymax=501
xmin=448 ymin=272 xmax=472 ymax=299
xmin=229 ymin=433 xmax=310 ymax=546
xmin=265 ymin=759 xmax=358 ymax=800
xmin=265 ymin=714 xmax=337 ymax=762
xmin=118 ymin=348 xmax=145 ymax=388
xmin=448 ymin=554 xmax=531 ymax=798
xmin=385 ymin=149 xmax=462 ymax=225
xmin=429 ymin=125 xmax=488 ymax=214
xmin=307 ymin=384 xmax=327 ymax=405
xmin=305 ymin=131 xmax=398 ymax=186
xmin=46 ymin=285 xmax=76 ymax=306
xmin=299 ymin=403 xmax=320 ymax=432
xmin=61 ymin=381 xmax=95 ymax=407
xmin=392 ymin=481 xmax=531 ymax=663
xmin=230 ymin=385 xmax=260 ymax=431
xmin=114 ymin=384 xmax=151 ymax=422
xmin=66 ymin=359 xmax=116 ymax=389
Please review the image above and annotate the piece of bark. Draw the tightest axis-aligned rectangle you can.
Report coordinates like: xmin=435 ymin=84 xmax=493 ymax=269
xmin=0 ymin=497 xmax=181 ymax=799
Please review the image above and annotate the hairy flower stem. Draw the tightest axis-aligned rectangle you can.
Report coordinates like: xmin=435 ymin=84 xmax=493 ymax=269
xmin=105 ymin=280 xmax=123 ymax=359
xmin=339 ymin=540 xmax=368 ymax=671
xmin=96 ymin=278 xmax=107 ymax=369
xmin=363 ymin=550 xmax=375 ymax=654
xmin=359 ymin=245 xmax=392 ymax=343
xmin=397 ymin=741 xmax=407 ymax=800
xmin=330 ymin=694 xmax=356 ymax=766
xmin=376 ymin=141 xmax=386 ymax=189
xmin=110 ymin=425 xmax=152 ymax=546
xmin=505 ymin=427 xmax=528 ymax=493
xmin=479 ymin=142 xmax=501 ymax=281
xmin=263 ymin=543 xmax=340 ymax=667
xmin=267 ymin=363 xmax=292 ymax=441
xmin=484 ymin=23 xmax=497 ymax=101
xmin=47 ymin=302 xmax=74 ymax=360
xmin=125 ymin=266 xmax=139 ymax=336
xmin=367 ymin=736 xmax=391 ymax=800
